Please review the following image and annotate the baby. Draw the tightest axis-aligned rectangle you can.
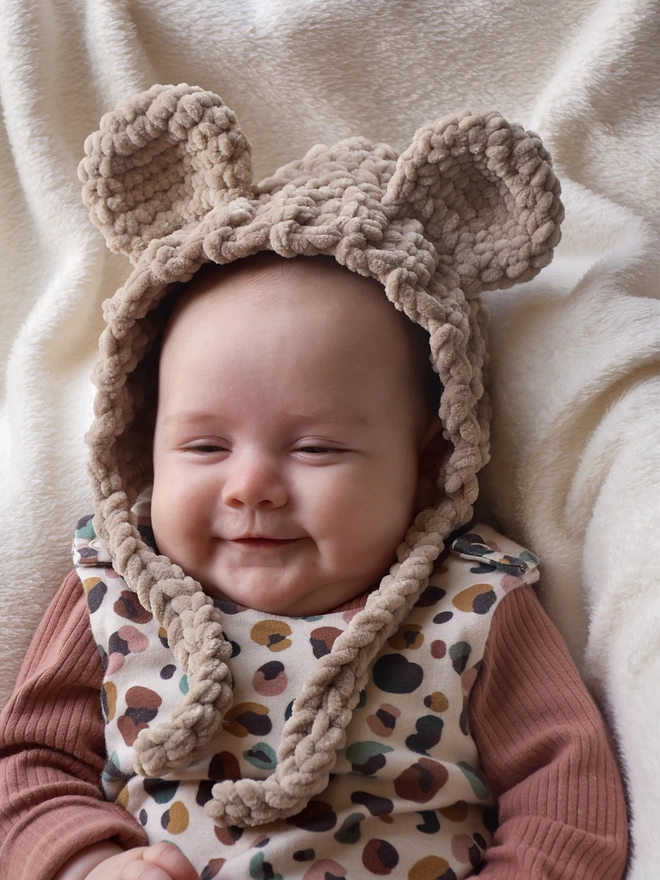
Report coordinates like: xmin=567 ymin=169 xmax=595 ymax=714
xmin=0 ymin=85 xmax=627 ymax=880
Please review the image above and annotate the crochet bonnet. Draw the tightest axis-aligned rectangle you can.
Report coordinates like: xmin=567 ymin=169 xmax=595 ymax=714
xmin=79 ymin=83 xmax=563 ymax=827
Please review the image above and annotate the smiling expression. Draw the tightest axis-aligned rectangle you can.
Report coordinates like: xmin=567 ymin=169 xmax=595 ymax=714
xmin=150 ymin=255 xmax=437 ymax=616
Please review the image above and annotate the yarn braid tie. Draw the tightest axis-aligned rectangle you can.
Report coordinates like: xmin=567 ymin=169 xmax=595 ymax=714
xmin=101 ymin=516 xmax=235 ymax=777
xmin=204 ymin=502 xmax=461 ymax=827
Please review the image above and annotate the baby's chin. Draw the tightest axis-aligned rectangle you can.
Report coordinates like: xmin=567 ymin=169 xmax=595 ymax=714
xmin=200 ymin=574 xmax=371 ymax=618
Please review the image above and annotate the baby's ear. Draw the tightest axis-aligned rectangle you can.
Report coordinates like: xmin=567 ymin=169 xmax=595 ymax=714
xmin=79 ymin=84 xmax=253 ymax=265
xmin=383 ymin=112 xmax=563 ymax=296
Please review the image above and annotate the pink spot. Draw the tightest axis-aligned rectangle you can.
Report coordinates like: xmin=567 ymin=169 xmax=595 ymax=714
xmin=366 ymin=704 xmax=401 ymax=738
xmin=431 ymin=640 xmax=447 ymax=659
xmin=303 ymin=860 xmax=346 ymax=880
xmin=461 ymin=667 xmax=478 ymax=693
xmin=342 ymin=607 xmax=362 ymax=624
xmin=253 ymin=666 xmax=288 ymax=697
xmin=501 ymin=574 xmax=523 ymax=593
xmin=107 ymin=653 xmax=125 ymax=675
xmin=452 ymin=833 xmax=476 ymax=863
xmin=118 ymin=625 xmax=149 ymax=653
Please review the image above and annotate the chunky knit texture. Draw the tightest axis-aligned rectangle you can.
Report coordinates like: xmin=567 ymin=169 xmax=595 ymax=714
xmin=78 ymin=83 xmax=563 ymax=826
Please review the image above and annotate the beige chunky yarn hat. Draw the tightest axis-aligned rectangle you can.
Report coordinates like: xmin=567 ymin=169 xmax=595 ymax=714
xmin=79 ymin=83 xmax=563 ymax=827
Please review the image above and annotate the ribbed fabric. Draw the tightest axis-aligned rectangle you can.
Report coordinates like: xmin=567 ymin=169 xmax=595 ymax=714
xmin=472 ymin=586 xmax=628 ymax=878
xmin=0 ymin=571 xmax=148 ymax=880
xmin=0 ymin=574 xmax=627 ymax=880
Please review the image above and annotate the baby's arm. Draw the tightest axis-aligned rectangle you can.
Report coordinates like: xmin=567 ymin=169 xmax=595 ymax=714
xmin=0 ymin=571 xmax=148 ymax=880
xmin=470 ymin=584 xmax=628 ymax=879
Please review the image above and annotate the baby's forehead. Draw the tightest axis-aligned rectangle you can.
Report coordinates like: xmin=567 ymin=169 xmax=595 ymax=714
xmin=170 ymin=254 xmax=425 ymax=364
xmin=180 ymin=252 xmax=379 ymax=305
xmin=168 ymin=254 xmax=395 ymax=337
xmin=160 ymin=253 xmax=438 ymax=419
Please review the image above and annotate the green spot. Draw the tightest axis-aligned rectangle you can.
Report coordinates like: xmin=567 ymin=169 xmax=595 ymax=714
xmin=101 ymin=751 xmax=123 ymax=783
xmin=345 ymin=741 xmax=394 ymax=764
xmin=334 ymin=811 xmax=365 ymax=844
xmin=179 ymin=675 xmax=189 ymax=695
xmin=303 ymin=615 xmax=323 ymax=622
xmin=458 ymin=761 xmax=491 ymax=800
xmin=249 ymin=852 xmax=282 ymax=880
xmin=449 ymin=641 xmax=472 ymax=674
xmin=144 ymin=777 xmax=180 ymax=804
xmin=75 ymin=516 xmax=96 ymax=540
xmin=244 ymin=742 xmax=277 ymax=771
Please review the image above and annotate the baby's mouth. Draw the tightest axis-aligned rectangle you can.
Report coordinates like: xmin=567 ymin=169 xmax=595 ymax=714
xmin=230 ymin=536 xmax=298 ymax=549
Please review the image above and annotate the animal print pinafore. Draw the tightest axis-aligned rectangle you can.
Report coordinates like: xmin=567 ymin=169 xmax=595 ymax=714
xmin=74 ymin=519 xmax=539 ymax=880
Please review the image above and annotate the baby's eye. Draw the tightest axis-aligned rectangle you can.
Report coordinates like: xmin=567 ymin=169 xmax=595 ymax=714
xmin=296 ymin=444 xmax=346 ymax=456
xmin=186 ymin=443 xmax=227 ymax=454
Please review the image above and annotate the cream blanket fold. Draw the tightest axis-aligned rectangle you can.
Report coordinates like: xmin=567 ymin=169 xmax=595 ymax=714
xmin=1 ymin=1 xmax=659 ymax=875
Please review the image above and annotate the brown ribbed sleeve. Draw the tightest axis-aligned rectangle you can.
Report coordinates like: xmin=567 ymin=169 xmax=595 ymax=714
xmin=0 ymin=571 xmax=148 ymax=880
xmin=470 ymin=584 xmax=628 ymax=879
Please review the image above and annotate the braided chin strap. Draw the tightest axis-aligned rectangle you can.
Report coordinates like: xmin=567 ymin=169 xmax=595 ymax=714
xmin=203 ymin=500 xmax=465 ymax=827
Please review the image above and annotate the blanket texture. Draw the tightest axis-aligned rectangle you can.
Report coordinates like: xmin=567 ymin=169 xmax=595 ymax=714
xmin=1 ymin=1 xmax=659 ymax=874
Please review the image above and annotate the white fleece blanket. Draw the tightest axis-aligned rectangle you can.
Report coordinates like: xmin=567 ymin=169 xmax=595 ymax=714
xmin=2 ymin=0 xmax=659 ymax=873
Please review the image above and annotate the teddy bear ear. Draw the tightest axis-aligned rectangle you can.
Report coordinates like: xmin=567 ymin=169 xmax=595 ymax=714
xmin=79 ymin=84 xmax=253 ymax=264
xmin=383 ymin=112 xmax=563 ymax=296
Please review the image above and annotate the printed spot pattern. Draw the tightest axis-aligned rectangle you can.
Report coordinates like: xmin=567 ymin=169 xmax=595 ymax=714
xmin=362 ymin=837 xmax=399 ymax=875
xmin=117 ymin=686 xmax=161 ymax=746
xmin=310 ymin=626 xmax=343 ymax=658
xmin=250 ymin=620 xmax=292 ymax=651
xmin=75 ymin=518 xmax=538 ymax=879
xmin=303 ymin=860 xmax=347 ymax=880
xmin=345 ymin=741 xmax=394 ymax=776
xmin=225 ymin=702 xmax=271 ymax=738
xmin=366 ymin=703 xmax=400 ymax=737
xmin=253 ymin=661 xmax=288 ymax=696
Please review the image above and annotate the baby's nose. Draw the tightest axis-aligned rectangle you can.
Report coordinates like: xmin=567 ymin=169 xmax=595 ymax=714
xmin=221 ymin=451 xmax=287 ymax=509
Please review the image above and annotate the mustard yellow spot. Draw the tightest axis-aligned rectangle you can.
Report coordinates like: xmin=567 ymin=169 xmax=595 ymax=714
xmin=166 ymin=801 xmax=189 ymax=834
xmin=116 ymin=784 xmax=129 ymax=809
xmin=250 ymin=620 xmax=293 ymax=652
xmin=409 ymin=856 xmax=451 ymax=880
xmin=224 ymin=702 xmax=270 ymax=738
xmin=103 ymin=680 xmax=117 ymax=722
xmin=439 ymin=801 xmax=469 ymax=822
xmin=453 ymin=583 xmax=492 ymax=612
xmin=82 ymin=577 xmax=103 ymax=594
xmin=426 ymin=691 xmax=449 ymax=713
xmin=387 ymin=623 xmax=424 ymax=651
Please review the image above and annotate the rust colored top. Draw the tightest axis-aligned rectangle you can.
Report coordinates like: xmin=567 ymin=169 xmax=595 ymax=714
xmin=0 ymin=572 xmax=627 ymax=880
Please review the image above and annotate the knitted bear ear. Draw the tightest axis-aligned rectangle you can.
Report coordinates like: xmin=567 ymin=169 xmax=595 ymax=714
xmin=79 ymin=84 xmax=253 ymax=265
xmin=383 ymin=111 xmax=563 ymax=296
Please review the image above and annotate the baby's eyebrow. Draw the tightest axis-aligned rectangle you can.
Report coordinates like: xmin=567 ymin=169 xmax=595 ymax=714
xmin=159 ymin=413 xmax=219 ymax=430
xmin=286 ymin=406 xmax=371 ymax=429
xmin=158 ymin=408 xmax=371 ymax=430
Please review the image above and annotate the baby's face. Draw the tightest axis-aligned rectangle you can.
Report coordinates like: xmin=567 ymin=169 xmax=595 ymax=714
xmin=151 ymin=256 xmax=433 ymax=616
